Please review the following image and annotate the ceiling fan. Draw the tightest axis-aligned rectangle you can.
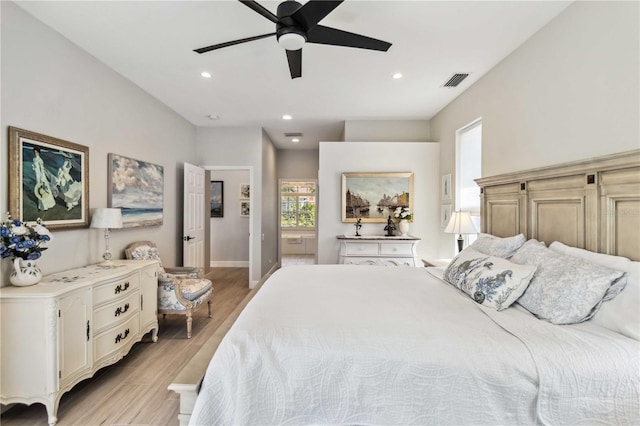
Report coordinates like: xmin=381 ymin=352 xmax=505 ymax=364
xmin=193 ymin=0 xmax=392 ymax=79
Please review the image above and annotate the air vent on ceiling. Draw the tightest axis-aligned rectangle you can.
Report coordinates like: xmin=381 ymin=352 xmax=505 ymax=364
xmin=284 ymin=132 xmax=303 ymax=137
xmin=442 ymin=73 xmax=469 ymax=88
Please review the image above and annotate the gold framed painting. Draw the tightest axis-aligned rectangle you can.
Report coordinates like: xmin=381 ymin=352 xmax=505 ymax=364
xmin=8 ymin=127 xmax=89 ymax=230
xmin=341 ymin=172 xmax=413 ymax=223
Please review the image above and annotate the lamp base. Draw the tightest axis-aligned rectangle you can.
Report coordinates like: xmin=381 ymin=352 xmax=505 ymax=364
xmin=457 ymin=235 xmax=464 ymax=253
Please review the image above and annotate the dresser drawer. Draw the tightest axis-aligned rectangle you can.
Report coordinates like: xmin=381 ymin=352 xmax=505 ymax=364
xmin=93 ymin=273 xmax=140 ymax=305
xmin=343 ymin=242 xmax=379 ymax=256
xmin=380 ymin=243 xmax=414 ymax=256
xmin=93 ymin=290 xmax=140 ymax=333
xmin=94 ymin=314 xmax=140 ymax=362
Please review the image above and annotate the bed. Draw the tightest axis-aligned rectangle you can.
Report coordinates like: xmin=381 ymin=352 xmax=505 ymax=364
xmin=178 ymin=150 xmax=640 ymax=425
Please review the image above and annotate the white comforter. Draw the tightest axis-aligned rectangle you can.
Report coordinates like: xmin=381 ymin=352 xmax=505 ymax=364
xmin=190 ymin=265 xmax=639 ymax=425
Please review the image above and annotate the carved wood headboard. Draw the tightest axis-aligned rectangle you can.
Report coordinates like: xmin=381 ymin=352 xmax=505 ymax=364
xmin=475 ymin=150 xmax=640 ymax=261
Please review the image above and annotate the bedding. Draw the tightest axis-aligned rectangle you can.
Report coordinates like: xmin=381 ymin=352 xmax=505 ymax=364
xmin=189 ymin=265 xmax=639 ymax=425
xmin=469 ymin=233 xmax=526 ymax=258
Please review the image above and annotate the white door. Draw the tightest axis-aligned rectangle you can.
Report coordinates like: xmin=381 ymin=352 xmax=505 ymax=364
xmin=183 ymin=163 xmax=205 ymax=268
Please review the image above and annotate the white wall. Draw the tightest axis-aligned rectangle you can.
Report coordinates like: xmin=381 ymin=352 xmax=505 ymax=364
xmin=195 ymin=127 xmax=264 ymax=286
xmin=318 ymin=142 xmax=440 ymax=264
xmin=344 ymin=120 xmax=430 ymax=142
xmin=276 ymin=149 xmax=319 ymax=180
xmin=1 ymin=2 xmax=197 ymax=285
xmin=430 ymin=1 xmax=639 ymax=259
xmin=209 ymin=170 xmax=250 ymax=266
xmin=261 ymin=130 xmax=278 ymax=274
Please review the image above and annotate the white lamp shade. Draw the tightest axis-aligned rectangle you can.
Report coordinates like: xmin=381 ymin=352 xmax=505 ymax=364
xmin=444 ymin=211 xmax=478 ymax=235
xmin=91 ymin=208 xmax=123 ymax=229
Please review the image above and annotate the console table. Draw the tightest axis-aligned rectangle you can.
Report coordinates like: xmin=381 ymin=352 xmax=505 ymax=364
xmin=336 ymin=235 xmax=421 ymax=266
xmin=0 ymin=260 xmax=159 ymax=426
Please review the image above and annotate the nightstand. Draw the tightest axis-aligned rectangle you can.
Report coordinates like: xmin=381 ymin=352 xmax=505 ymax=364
xmin=422 ymin=258 xmax=452 ymax=268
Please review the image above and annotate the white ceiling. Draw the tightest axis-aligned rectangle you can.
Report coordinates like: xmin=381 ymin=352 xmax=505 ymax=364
xmin=16 ymin=0 xmax=571 ymax=150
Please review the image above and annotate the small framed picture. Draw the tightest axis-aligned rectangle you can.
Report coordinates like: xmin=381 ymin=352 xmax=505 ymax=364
xmin=441 ymin=204 xmax=452 ymax=229
xmin=441 ymin=174 xmax=452 ymax=201
xmin=240 ymin=183 xmax=250 ymax=199
xmin=240 ymin=200 xmax=250 ymax=217
xmin=210 ymin=181 xmax=223 ymax=218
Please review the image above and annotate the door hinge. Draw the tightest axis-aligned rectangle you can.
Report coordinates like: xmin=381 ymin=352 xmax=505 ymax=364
xmin=58 ymin=310 xmax=61 ymax=318
xmin=86 ymin=320 xmax=90 ymax=341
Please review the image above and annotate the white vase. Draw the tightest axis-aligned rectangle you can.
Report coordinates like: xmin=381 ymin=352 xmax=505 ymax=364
xmin=9 ymin=258 xmax=42 ymax=287
xmin=398 ymin=219 xmax=410 ymax=236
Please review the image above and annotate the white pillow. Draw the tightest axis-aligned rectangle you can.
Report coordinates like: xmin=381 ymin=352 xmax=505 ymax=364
xmin=549 ymin=241 xmax=639 ymax=340
xmin=512 ymin=240 xmax=626 ymax=325
xmin=443 ymin=247 xmax=537 ymax=311
xmin=470 ymin=233 xmax=527 ymax=258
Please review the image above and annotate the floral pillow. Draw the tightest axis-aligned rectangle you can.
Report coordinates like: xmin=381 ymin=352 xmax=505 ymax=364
xmin=511 ymin=240 xmax=626 ymax=325
xmin=443 ymin=247 xmax=537 ymax=311
xmin=469 ymin=233 xmax=527 ymax=258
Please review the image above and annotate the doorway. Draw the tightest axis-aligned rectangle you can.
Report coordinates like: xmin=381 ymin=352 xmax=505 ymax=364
xmin=279 ymin=179 xmax=317 ymax=267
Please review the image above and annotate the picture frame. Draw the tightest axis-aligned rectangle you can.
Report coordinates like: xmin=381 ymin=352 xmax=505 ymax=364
xmin=240 ymin=183 xmax=250 ymax=199
xmin=240 ymin=200 xmax=250 ymax=217
xmin=108 ymin=153 xmax=164 ymax=228
xmin=8 ymin=126 xmax=90 ymax=230
xmin=210 ymin=181 xmax=223 ymax=218
xmin=341 ymin=172 xmax=413 ymax=223
xmin=441 ymin=174 xmax=452 ymax=201
xmin=441 ymin=204 xmax=452 ymax=229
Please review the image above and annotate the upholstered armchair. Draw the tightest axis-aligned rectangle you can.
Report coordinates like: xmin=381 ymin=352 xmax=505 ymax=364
xmin=125 ymin=241 xmax=213 ymax=339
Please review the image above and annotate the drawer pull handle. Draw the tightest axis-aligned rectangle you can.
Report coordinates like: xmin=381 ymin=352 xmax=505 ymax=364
xmin=115 ymin=328 xmax=130 ymax=344
xmin=86 ymin=321 xmax=90 ymax=342
xmin=115 ymin=303 xmax=130 ymax=317
xmin=115 ymin=282 xmax=130 ymax=294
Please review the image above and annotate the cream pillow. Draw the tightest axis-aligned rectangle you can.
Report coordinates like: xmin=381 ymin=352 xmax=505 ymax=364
xmin=443 ymin=247 xmax=537 ymax=311
xmin=470 ymin=233 xmax=527 ymax=258
xmin=549 ymin=241 xmax=638 ymax=340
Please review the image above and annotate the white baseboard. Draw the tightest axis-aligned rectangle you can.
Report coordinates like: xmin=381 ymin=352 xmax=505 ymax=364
xmin=210 ymin=261 xmax=249 ymax=267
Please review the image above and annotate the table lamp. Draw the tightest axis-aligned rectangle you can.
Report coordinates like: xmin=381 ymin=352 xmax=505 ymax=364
xmin=444 ymin=210 xmax=478 ymax=253
xmin=91 ymin=208 xmax=123 ymax=265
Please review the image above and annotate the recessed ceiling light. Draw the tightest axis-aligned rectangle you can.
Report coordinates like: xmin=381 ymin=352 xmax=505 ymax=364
xmin=201 ymin=71 xmax=212 ymax=78
xmin=282 ymin=114 xmax=293 ymax=120
xmin=393 ymin=73 xmax=403 ymax=79
xmin=291 ymin=138 xmax=300 ymax=143
xmin=206 ymin=114 xmax=219 ymax=120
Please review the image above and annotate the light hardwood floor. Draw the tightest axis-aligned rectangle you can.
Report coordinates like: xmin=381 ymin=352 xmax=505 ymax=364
xmin=1 ymin=267 xmax=251 ymax=426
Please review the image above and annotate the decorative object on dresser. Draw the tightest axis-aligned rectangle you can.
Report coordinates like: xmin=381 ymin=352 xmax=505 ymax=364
xmin=383 ymin=215 xmax=396 ymax=236
xmin=354 ymin=217 xmax=362 ymax=236
xmin=90 ymin=208 xmax=123 ymax=266
xmin=0 ymin=260 xmax=159 ymax=426
xmin=108 ymin=153 xmax=163 ymax=228
xmin=8 ymin=126 xmax=89 ymax=230
xmin=444 ymin=210 xmax=478 ymax=252
xmin=393 ymin=206 xmax=412 ymax=236
xmin=342 ymin=172 xmax=413 ymax=223
xmin=125 ymin=241 xmax=213 ymax=339
xmin=1 ymin=214 xmax=53 ymax=286
xmin=336 ymin=235 xmax=420 ymax=266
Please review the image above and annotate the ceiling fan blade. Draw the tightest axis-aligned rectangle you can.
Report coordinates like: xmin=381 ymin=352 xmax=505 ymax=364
xmin=291 ymin=0 xmax=343 ymax=31
xmin=307 ymin=25 xmax=391 ymax=51
xmin=286 ymin=49 xmax=302 ymax=79
xmin=239 ymin=0 xmax=279 ymax=24
xmin=194 ymin=33 xmax=276 ymax=54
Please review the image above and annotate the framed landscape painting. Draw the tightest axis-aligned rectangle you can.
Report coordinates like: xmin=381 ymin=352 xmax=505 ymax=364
xmin=210 ymin=181 xmax=223 ymax=218
xmin=341 ymin=172 xmax=413 ymax=223
xmin=8 ymin=126 xmax=89 ymax=230
xmin=108 ymin=153 xmax=163 ymax=228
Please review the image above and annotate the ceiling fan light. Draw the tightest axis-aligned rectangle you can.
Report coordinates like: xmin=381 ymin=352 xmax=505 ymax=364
xmin=278 ymin=33 xmax=306 ymax=51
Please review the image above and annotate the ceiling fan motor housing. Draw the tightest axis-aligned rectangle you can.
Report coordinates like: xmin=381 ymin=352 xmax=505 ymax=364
xmin=276 ymin=1 xmax=306 ymax=50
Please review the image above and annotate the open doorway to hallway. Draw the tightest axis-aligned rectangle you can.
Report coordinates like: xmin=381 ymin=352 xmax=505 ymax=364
xmin=279 ymin=179 xmax=317 ymax=267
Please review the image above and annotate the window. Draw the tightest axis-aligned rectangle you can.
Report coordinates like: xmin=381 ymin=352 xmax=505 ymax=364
xmin=280 ymin=181 xmax=316 ymax=229
xmin=456 ymin=119 xmax=482 ymax=237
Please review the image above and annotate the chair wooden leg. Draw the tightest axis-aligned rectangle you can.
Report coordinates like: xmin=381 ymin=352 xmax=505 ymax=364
xmin=186 ymin=309 xmax=193 ymax=339
xmin=207 ymin=300 xmax=212 ymax=318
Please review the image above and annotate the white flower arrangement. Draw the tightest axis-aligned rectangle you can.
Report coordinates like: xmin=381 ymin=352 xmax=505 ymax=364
xmin=393 ymin=206 xmax=412 ymax=221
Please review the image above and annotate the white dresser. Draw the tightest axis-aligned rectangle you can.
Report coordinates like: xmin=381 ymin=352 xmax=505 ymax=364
xmin=336 ymin=235 xmax=421 ymax=266
xmin=0 ymin=260 xmax=159 ymax=426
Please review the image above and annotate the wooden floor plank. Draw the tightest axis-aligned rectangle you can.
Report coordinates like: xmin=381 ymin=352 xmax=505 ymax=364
xmin=1 ymin=267 xmax=250 ymax=426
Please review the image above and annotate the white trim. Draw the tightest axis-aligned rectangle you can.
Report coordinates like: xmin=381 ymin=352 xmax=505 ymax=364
xmin=210 ymin=261 xmax=249 ymax=268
